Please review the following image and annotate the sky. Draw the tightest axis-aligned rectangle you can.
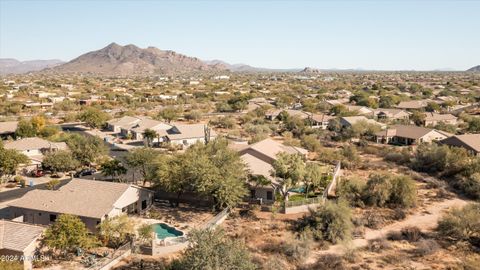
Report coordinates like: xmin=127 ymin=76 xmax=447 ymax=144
xmin=0 ymin=0 xmax=479 ymax=71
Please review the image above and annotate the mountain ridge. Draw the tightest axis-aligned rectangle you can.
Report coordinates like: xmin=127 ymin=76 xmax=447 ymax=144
xmin=0 ymin=58 xmax=64 ymax=75
xmin=48 ymin=42 xmax=225 ymax=75
xmin=467 ymin=65 xmax=480 ymax=72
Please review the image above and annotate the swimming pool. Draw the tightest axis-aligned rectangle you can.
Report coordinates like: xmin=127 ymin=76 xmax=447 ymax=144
xmin=152 ymin=223 xmax=184 ymax=239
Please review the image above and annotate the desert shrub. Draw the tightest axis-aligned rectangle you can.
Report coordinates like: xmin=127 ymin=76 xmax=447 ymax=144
xmin=411 ymin=143 xmax=449 ymax=173
xmin=386 ymin=231 xmax=403 ymax=241
xmin=336 ymin=178 xmax=365 ymax=207
xmin=362 ymin=174 xmax=417 ymax=209
xmin=393 ymin=208 xmax=407 ymax=220
xmin=340 ymin=145 xmax=361 ymax=169
xmin=297 ymin=200 xmax=353 ymax=244
xmin=462 ymin=256 xmax=480 ymax=270
xmin=282 ymin=230 xmax=313 ymax=263
xmin=13 ymin=175 xmax=24 ymax=183
xmin=415 ymin=239 xmax=440 ymax=256
xmin=342 ymin=246 xmax=360 ymax=263
xmin=401 ymin=226 xmax=422 ymax=242
xmin=173 ymin=228 xmax=256 ymax=270
xmin=384 ymin=149 xmax=411 ymax=165
xmin=262 ymin=255 xmax=288 ymax=270
xmin=46 ymin=179 xmax=61 ymax=190
xmin=437 ymin=203 xmax=480 ymax=246
xmin=389 ymin=175 xmax=417 ymax=208
xmin=301 ymin=254 xmax=345 ymax=270
xmin=301 ymin=134 xmax=322 ymax=152
xmin=363 ymin=210 xmax=385 ymax=229
xmin=362 ymin=174 xmax=392 ymax=207
xmin=368 ymin=237 xmax=391 ymax=253
xmin=454 ymin=173 xmax=480 ymax=201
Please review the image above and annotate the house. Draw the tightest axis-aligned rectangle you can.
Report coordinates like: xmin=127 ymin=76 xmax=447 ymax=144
xmin=375 ymin=125 xmax=450 ymax=145
xmin=23 ymin=102 xmax=53 ymax=109
xmin=310 ymin=114 xmax=335 ymax=129
xmin=120 ymin=118 xmax=171 ymax=140
xmin=372 ymin=109 xmax=410 ymax=121
xmin=345 ymin=105 xmax=374 ymax=115
xmin=424 ymin=112 xmax=458 ymax=126
xmin=0 ymin=221 xmax=45 ymax=270
xmin=162 ymin=124 xmax=217 ymax=147
xmin=107 ymin=116 xmax=142 ymax=133
xmin=439 ymin=134 xmax=480 ymax=156
xmin=4 ymin=138 xmax=68 ymax=172
xmin=9 ymin=179 xmax=154 ymax=231
xmin=265 ymin=109 xmax=311 ymax=121
xmin=395 ymin=100 xmax=429 ymax=110
xmin=0 ymin=121 xmax=18 ymax=139
xmin=339 ymin=116 xmax=386 ymax=129
xmin=232 ymin=138 xmax=308 ymax=203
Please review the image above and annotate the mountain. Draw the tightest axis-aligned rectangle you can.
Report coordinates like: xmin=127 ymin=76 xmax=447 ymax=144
xmin=0 ymin=58 xmax=64 ymax=75
xmin=204 ymin=59 xmax=302 ymax=73
xmin=299 ymin=67 xmax=321 ymax=74
xmin=50 ymin=43 xmax=226 ymax=75
xmin=467 ymin=65 xmax=480 ymax=72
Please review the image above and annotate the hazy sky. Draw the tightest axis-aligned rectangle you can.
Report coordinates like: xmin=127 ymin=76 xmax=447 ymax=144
xmin=1 ymin=0 xmax=479 ymax=70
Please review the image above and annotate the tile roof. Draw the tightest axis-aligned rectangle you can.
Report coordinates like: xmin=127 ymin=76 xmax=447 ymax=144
xmin=0 ymin=121 xmax=18 ymax=134
xmin=9 ymin=179 xmax=134 ymax=219
xmin=246 ymin=138 xmax=308 ymax=161
xmin=4 ymin=137 xmax=67 ymax=152
xmin=166 ymin=124 xmax=217 ymax=140
xmin=424 ymin=112 xmax=457 ymax=121
xmin=440 ymin=134 xmax=480 ymax=153
xmin=375 ymin=125 xmax=448 ymax=140
xmin=0 ymin=220 xmax=44 ymax=252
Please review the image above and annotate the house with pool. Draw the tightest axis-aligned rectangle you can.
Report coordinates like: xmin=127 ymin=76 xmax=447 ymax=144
xmin=8 ymin=179 xmax=154 ymax=231
xmin=230 ymin=138 xmax=308 ymax=204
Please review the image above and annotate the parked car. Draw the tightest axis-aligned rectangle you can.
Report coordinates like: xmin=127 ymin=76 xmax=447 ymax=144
xmin=31 ymin=170 xmax=44 ymax=177
xmin=74 ymin=169 xmax=97 ymax=177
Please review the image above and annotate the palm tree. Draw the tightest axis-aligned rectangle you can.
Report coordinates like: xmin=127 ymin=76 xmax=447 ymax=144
xmin=143 ymin=129 xmax=157 ymax=147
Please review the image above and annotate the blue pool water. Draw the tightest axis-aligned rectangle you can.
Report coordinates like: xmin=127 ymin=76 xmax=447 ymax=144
xmin=152 ymin=223 xmax=183 ymax=239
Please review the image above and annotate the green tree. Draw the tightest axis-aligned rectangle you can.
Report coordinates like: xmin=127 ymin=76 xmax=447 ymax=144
xmin=101 ymin=159 xmax=127 ymax=181
xmin=43 ymin=214 xmax=98 ymax=256
xmin=42 ymin=150 xmax=80 ymax=173
xmin=271 ymin=152 xmax=306 ymax=201
xmin=15 ymin=119 xmax=36 ymax=138
xmin=304 ymin=163 xmax=329 ymax=197
xmin=158 ymin=106 xmax=179 ymax=123
xmin=65 ymin=133 xmax=108 ymax=166
xmin=0 ymin=146 xmax=29 ymax=181
xmin=142 ymin=128 xmax=157 ymax=147
xmin=411 ymin=111 xmax=426 ymax=126
xmin=78 ymin=107 xmax=110 ymax=129
xmin=97 ymin=215 xmax=135 ymax=248
xmin=172 ymin=229 xmax=256 ymax=270
xmin=125 ymin=147 xmax=159 ymax=185
xmin=154 ymin=139 xmax=248 ymax=209
xmin=137 ymin=223 xmax=154 ymax=244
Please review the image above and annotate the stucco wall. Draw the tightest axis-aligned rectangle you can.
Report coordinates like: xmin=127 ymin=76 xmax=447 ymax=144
xmin=10 ymin=208 xmax=100 ymax=231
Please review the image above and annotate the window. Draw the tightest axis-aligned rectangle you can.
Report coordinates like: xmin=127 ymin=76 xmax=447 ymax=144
xmin=250 ymin=189 xmax=256 ymax=198
xmin=38 ymin=213 xmax=42 ymax=216
xmin=141 ymin=200 xmax=147 ymax=210
xmin=266 ymin=191 xmax=273 ymax=200
xmin=49 ymin=214 xmax=57 ymax=222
